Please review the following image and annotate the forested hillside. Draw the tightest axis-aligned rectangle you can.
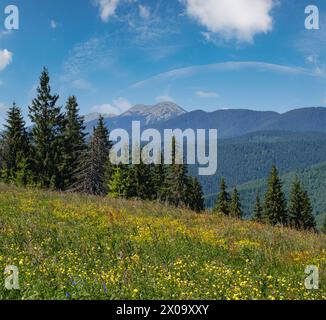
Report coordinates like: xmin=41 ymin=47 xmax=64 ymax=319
xmin=206 ymin=162 xmax=326 ymax=228
xmin=193 ymin=131 xmax=326 ymax=197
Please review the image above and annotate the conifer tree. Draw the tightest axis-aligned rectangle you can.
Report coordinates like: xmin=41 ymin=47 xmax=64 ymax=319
xmin=288 ymin=177 xmax=316 ymax=231
xmin=151 ymin=151 xmax=166 ymax=201
xmin=61 ymin=96 xmax=86 ymax=189
xmin=0 ymin=103 xmax=32 ymax=185
xmin=288 ymin=177 xmax=304 ymax=229
xmin=213 ymin=178 xmax=230 ymax=215
xmin=108 ymin=164 xmax=131 ymax=198
xmin=71 ymin=117 xmax=111 ymax=196
xmin=301 ymin=190 xmax=316 ymax=231
xmin=188 ymin=177 xmax=205 ymax=213
xmin=164 ymin=138 xmax=189 ymax=208
xmin=230 ymin=187 xmax=243 ymax=218
xmin=28 ymin=68 xmax=64 ymax=189
xmin=252 ymin=192 xmax=263 ymax=222
xmin=263 ymin=165 xmax=288 ymax=226
xmin=131 ymin=162 xmax=154 ymax=200
xmin=93 ymin=115 xmax=112 ymax=151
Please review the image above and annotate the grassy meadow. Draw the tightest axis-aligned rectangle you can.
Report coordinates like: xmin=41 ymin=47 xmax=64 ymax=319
xmin=0 ymin=184 xmax=325 ymax=300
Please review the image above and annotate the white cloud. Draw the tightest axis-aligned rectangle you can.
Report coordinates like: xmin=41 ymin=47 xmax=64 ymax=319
xmin=92 ymin=97 xmax=132 ymax=115
xmin=131 ymin=61 xmax=314 ymax=89
xmin=156 ymin=95 xmax=175 ymax=103
xmin=196 ymin=90 xmax=219 ymax=98
xmin=183 ymin=0 xmax=275 ymax=43
xmin=0 ymin=49 xmax=13 ymax=71
xmin=95 ymin=0 xmax=120 ymax=22
xmin=139 ymin=5 xmax=150 ymax=20
xmin=50 ymin=20 xmax=57 ymax=29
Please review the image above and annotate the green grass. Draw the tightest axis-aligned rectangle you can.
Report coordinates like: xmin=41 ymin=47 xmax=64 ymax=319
xmin=0 ymin=184 xmax=325 ymax=300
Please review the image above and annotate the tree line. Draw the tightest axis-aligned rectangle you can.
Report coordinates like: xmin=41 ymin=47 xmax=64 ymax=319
xmin=214 ymin=165 xmax=318 ymax=231
xmin=0 ymin=68 xmax=205 ymax=212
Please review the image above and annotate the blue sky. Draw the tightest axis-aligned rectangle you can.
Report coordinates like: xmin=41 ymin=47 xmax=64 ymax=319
xmin=1 ymin=0 xmax=326 ymax=125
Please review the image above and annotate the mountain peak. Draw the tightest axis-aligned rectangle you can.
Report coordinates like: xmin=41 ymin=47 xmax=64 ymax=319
xmin=122 ymin=101 xmax=186 ymax=125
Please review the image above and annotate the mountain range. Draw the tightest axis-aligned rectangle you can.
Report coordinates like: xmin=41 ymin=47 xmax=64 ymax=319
xmin=84 ymin=102 xmax=326 ymax=139
xmin=84 ymin=102 xmax=326 ymax=226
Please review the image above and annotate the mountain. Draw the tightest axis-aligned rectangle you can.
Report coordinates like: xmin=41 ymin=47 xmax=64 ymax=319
xmin=84 ymin=101 xmax=186 ymax=134
xmin=155 ymin=107 xmax=326 ymax=139
xmin=121 ymin=101 xmax=186 ymax=125
xmin=84 ymin=104 xmax=326 ymax=139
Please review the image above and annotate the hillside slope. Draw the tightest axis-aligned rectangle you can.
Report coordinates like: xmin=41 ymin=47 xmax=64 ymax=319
xmin=206 ymin=162 xmax=326 ymax=228
xmin=0 ymin=185 xmax=325 ymax=300
xmin=194 ymin=131 xmax=326 ymax=198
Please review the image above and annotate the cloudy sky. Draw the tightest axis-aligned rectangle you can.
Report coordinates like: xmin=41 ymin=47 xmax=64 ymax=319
xmin=0 ymin=0 xmax=326 ymax=125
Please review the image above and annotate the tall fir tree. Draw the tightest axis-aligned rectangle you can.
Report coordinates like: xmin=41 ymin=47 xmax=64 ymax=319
xmin=130 ymin=162 xmax=154 ymax=200
xmin=164 ymin=137 xmax=189 ymax=208
xmin=71 ymin=117 xmax=111 ymax=196
xmin=301 ymin=190 xmax=316 ymax=231
xmin=108 ymin=164 xmax=131 ymax=198
xmin=152 ymin=153 xmax=166 ymax=201
xmin=0 ymin=103 xmax=32 ymax=185
xmin=188 ymin=177 xmax=205 ymax=213
xmin=252 ymin=192 xmax=263 ymax=222
xmin=213 ymin=178 xmax=231 ymax=215
xmin=93 ymin=115 xmax=112 ymax=151
xmin=263 ymin=165 xmax=288 ymax=226
xmin=28 ymin=68 xmax=64 ymax=189
xmin=288 ymin=177 xmax=304 ymax=229
xmin=230 ymin=187 xmax=243 ymax=218
xmin=288 ymin=177 xmax=316 ymax=231
xmin=61 ymin=96 xmax=87 ymax=190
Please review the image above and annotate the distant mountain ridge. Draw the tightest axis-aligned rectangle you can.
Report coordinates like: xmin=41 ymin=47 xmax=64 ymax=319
xmin=85 ymin=101 xmax=186 ymax=133
xmin=84 ymin=103 xmax=326 ymax=139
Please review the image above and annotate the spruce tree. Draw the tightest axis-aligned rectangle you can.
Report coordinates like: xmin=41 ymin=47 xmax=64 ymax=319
xmin=71 ymin=117 xmax=111 ymax=196
xmin=288 ymin=177 xmax=316 ymax=231
xmin=0 ymin=103 xmax=31 ymax=185
xmin=93 ymin=115 xmax=112 ymax=151
xmin=164 ymin=138 xmax=189 ymax=208
xmin=301 ymin=190 xmax=316 ymax=231
xmin=230 ymin=187 xmax=243 ymax=219
xmin=28 ymin=68 xmax=64 ymax=189
xmin=130 ymin=162 xmax=154 ymax=200
xmin=288 ymin=177 xmax=303 ymax=229
xmin=108 ymin=164 xmax=131 ymax=198
xmin=263 ymin=165 xmax=288 ymax=226
xmin=61 ymin=96 xmax=86 ymax=190
xmin=252 ymin=192 xmax=263 ymax=222
xmin=188 ymin=177 xmax=205 ymax=213
xmin=152 ymin=152 xmax=166 ymax=201
xmin=213 ymin=178 xmax=230 ymax=215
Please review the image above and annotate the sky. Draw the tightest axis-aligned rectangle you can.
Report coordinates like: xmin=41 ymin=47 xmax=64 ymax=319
xmin=1 ymin=0 xmax=326 ymax=126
